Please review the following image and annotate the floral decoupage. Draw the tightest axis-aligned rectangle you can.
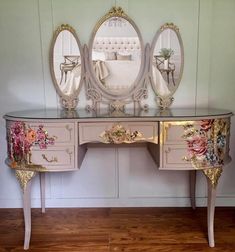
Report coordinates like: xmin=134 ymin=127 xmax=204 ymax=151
xmin=182 ymin=119 xmax=229 ymax=170
xmin=7 ymin=121 xmax=55 ymax=169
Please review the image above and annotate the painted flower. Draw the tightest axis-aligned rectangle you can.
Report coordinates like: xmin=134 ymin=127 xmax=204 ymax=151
xmin=187 ymin=135 xmax=207 ymax=157
xmin=217 ymin=134 xmax=226 ymax=148
xmin=9 ymin=122 xmax=55 ymax=165
xmin=205 ymin=151 xmax=218 ymax=166
xmin=26 ymin=128 xmax=36 ymax=144
xmin=200 ymin=120 xmax=214 ymax=131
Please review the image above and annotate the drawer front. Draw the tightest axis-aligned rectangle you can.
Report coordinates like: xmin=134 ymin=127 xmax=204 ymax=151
xmin=127 ymin=122 xmax=158 ymax=143
xmin=162 ymin=121 xmax=198 ymax=145
xmin=79 ymin=122 xmax=158 ymax=144
xmin=161 ymin=145 xmax=193 ymax=170
xmin=29 ymin=122 xmax=75 ymax=145
xmin=30 ymin=146 xmax=75 ymax=170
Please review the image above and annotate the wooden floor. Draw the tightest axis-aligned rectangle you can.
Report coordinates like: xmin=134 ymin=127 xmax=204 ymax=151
xmin=0 ymin=207 xmax=235 ymax=251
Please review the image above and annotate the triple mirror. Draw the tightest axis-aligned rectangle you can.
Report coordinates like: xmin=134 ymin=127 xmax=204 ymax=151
xmin=49 ymin=8 xmax=184 ymax=111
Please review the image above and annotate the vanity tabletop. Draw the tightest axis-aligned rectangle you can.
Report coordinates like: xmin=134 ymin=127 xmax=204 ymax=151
xmin=4 ymin=108 xmax=233 ymax=122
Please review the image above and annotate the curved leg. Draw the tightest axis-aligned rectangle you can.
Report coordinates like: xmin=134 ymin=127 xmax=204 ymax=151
xmin=40 ymin=173 xmax=46 ymax=213
xmin=15 ymin=170 xmax=36 ymax=250
xmin=207 ymin=177 xmax=216 ymax=247
xmin=23 ymin=179 xmax=32 ymax=250
xmin=203 ymin=167 xmax=222 ymax=248
xmin=189 ymin=170 xmax=196 ymax=210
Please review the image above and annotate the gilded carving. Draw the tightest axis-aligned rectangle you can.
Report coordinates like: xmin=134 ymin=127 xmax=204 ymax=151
xmin=203 ymin=167 xmax=223 ymax=188
xmin=94 ymin=7 xmax=128 ymax=33
xmin=100 ymin=124 xmax=142 ymax=144
xmin=160 ymin=23 xmax=179 ymax=33
xmin=54 ymin=24 xmax=76 ymax=37
xmin=15 ymin=170 xmax=36 ymax=191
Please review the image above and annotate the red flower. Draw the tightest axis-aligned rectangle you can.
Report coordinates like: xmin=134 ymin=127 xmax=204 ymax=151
xmin=201 ymin=120 xmax=214 ymax=131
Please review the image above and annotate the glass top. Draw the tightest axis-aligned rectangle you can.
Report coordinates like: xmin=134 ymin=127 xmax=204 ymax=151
xmin=4 ymin=108 xmax=233 ymax=120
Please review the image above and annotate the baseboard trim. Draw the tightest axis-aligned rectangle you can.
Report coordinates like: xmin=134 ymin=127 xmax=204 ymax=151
xmin=1 ymin=196 xmax=235 ymax=208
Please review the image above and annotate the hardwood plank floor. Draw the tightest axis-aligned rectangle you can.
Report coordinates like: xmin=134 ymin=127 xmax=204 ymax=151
xmin=0 ymin=207 xmax=235 ymax=251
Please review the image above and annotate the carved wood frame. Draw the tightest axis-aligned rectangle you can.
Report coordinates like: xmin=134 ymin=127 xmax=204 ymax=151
xmin=85 ymin=7 xmax=149 ymax=112
xmin=149 ymin=23 xmax=184 ymax=109
xmin=49 ymin=24 xmax=85 ymax=110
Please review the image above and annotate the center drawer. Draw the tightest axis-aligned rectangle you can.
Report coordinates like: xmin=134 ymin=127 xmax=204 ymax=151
xmin=79 ymin=122 xmax=158 ymax=144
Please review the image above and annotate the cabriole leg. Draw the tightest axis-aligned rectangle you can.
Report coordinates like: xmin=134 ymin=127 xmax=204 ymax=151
xmin=15 ymin=170 xmax=36 ymax=250
xmin=203 ymin=167 xmax=223 ymax=248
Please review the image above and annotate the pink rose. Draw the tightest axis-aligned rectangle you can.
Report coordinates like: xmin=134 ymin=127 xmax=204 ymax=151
xmin=187 ymin=135 xmax=207 ymax=157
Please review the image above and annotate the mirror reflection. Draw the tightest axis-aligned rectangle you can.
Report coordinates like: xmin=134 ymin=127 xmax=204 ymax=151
xmin=53 ymin=29 xmax=81 ymax=96
xmin=92 ymin=17 xmax=141 ymax=94
xmin=152 ymin=26 xmax=183 ymax=97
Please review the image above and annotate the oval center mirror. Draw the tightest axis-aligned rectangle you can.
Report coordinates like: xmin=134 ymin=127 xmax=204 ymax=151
xmin=151 ymin=23 xmax=184 ymax=102
xmin=90 ymin=8 xmax=142 ymax=96
xmin=50 ymin=24 xmax=82 ymax=98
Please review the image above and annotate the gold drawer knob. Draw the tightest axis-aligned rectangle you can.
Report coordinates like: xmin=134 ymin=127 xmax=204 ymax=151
xmin=42 ymin=154 xmax=58 ymax=163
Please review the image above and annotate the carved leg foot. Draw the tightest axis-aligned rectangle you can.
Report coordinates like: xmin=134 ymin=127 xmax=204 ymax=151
xmin=15 ymin=170 xmax=36 ymax=250
xmin=40 ymin=173 xmax=46 ymax=213
xmin=189 ymin=170 xmax=196 ymax=210
xmin=203 ymin=167 xmax=222 ymax=248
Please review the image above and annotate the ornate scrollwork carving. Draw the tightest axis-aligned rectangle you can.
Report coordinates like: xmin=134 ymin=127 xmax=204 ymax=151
xmin=61 ymin=98 xmax=79 ymax=111
xmin=100 ymin=124 xmax=143 ymax=144
xmin=156 ymin=96 xmax=174 ymax=110
xmin=94 ymin=7 xmax=128 ymax=32
xmin=15 ymin=170 xmax=36 ymax=191
xmin=55 ymin=24 xmax=76 ymax=35
xmin=160 ymin=22 xmax=179 ymax=33
xmin=203 ymin=167 xmax=223 ymax=188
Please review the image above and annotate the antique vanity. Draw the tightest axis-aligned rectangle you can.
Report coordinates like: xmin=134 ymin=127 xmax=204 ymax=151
xmin=4 ymin=6 xmax=233 ymax=250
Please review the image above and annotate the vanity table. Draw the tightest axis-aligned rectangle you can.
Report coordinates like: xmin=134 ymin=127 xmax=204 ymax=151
xmin=3 ymin=5 xmax=232 ymax=250
xmin=4 ymin=108 xmax=232 ymax=250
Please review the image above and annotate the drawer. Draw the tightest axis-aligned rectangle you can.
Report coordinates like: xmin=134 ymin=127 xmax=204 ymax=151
xmin=160 ymin=145 xmax=193 ymax=170
xmin=79 ymin=122 xmax=158 ymax=144
xmin=30 ymin=146 xmax=75 ymax=170
xmin=162 ymin=121 xmax=198 ymax=145
xmin=28 ymin=122 xmax=75 ymax=145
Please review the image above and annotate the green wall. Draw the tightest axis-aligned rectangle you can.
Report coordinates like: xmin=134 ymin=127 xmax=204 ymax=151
xmin=209 ymin=0 xmax=235 ymax=110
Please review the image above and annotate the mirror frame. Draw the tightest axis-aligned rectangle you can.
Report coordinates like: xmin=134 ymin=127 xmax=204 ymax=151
xmin=150 ymin=23 xmax=184 ymax=109
xmin=49 ymin=24 xmax=84 ymax=110
xmin=85 ymin=7 xmax=148 ymax=111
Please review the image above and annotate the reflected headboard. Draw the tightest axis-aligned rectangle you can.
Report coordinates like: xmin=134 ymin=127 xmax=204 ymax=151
xmin=93 ymin=37 xmax=140 ymax=53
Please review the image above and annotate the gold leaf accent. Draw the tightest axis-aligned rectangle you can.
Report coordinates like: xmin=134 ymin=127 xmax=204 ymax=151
xmin=160 ymin=22 xmax=179 ymax=32
xmin=7 ymin=158 xmax=47 ymax=172
xmin=15 ymin=170 xmax=36 ymax=191
xmin=55 ymin=24 xmax=76 ymax=35
xmin=182 ymin=118 xmax=229 ymax=170
xmin=203 ymin=167 xmax=223 ymax=188
xmin=100 ymin=124 xmax=143 ymax=144
xmin=42 ymin=154 xmax=58 ymax=163
xmin=94 ymin=7 xmax=128 ymax=35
